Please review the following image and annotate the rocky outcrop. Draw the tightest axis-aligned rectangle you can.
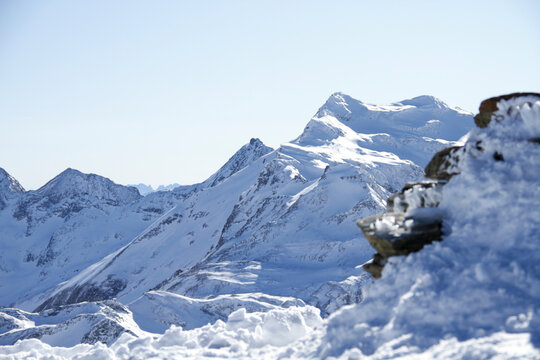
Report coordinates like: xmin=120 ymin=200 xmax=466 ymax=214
xmin=357 ymin=211 xmax=443 ymax=259
xmin=357 ymin=209 xmax=443 ymax=279
xmin=424 ymin=146 xmax=464 ymax=180
xmin=358 ymin=92 xmax=540 ymax=279
xmin=358 ymin=179 xmax=446 ymax=278
xmin=474 ymin=92 xmax=540 ymax=128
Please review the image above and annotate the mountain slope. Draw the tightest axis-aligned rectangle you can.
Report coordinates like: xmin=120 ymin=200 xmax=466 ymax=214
xmin=0 ymin=138 xmax=275 ymax=311
xmin=0 ymin=169 xmax=181 ymax=308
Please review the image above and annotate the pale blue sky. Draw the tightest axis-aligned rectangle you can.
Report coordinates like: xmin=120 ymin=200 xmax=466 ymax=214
xmin=1 ymin=0 xmax=539 ymax=189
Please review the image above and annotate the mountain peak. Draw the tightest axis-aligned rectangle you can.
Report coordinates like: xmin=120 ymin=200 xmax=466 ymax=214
xmin=328 ymin=92 xmax=355 ymax=101
xmin=205 ymin=138 xmax=273 ymax=187
xmin=57 ymin=167 xmax=83 ymax=179
xmin=398 ymin=95 xmax=448 ymax=109
xmin=0 ymin=168 xmax=25 ymax=194
xmin=324 ymin=92 xmax=357 ymax=106
xmin=318 ymin=93 xmax=455 ymax=118
xmin=295 ymin=93 xmax=473 ymax=164
xmin=39 ymin=168 xmax=90 ymax=190
xmin=316 ymin=92 xmax=355 ymax=121
xmin=37 ymin=168 xmax=141 ymax=205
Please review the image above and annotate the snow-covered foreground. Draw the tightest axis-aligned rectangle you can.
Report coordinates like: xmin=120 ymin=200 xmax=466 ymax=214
xmin=2 ymin=94 xmax=540 ymax=358
xmin=0 ymin=309 xmax=536 ymax=359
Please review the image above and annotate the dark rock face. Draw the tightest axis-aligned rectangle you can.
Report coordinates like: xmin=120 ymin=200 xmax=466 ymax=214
xmin=424 ymin=146 xmax=464 ymax=180
xmin=474 ymin=92 xmax=540 ymax=128
xmin=357 ymin=211 xmax=443 ymax=258
xmin=81 ymin=318 xmax=131 ymax=345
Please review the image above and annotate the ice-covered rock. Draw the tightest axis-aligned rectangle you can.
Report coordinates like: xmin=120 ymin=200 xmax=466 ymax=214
xmin=424 ymin=146 xmax=465 ymax=180
xmin=386 ymin=180 xmax=445 ymax=213
xmin=474 ymin=92 xmax=540 ymax=128
xmin=357 ymin=210 xmax=444 ymax=258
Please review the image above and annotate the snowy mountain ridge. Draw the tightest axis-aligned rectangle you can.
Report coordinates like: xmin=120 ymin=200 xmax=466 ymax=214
xmin=0 ymin=93 xmax=474 ymax=350
xmin=0 ymin=168 xmax=25 ymax=194
xmin=0 ymin=168 xmax=25 ymax=211
xmin=33 ymin=168 xmax=141 ymax=206
xmin=204 ymin=138 xmax=274 ymax=188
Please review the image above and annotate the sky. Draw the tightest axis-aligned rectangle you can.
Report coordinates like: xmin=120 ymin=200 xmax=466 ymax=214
xmin=0 ymin=0 xmax=539 ymax=190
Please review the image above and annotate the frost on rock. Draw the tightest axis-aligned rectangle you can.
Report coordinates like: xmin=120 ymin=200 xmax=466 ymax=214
xmin=386 ymin=180 xmax=445 ymax=213
xmin=357 ymin=209 xmax=443 ymax=259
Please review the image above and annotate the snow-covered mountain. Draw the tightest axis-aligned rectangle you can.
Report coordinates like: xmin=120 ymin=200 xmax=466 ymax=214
xmin=0 ymin=93 xmax=473 ymax=347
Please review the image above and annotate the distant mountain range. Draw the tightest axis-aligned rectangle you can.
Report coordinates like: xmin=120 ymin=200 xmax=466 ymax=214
xmin=129 ymin=183 xmax=181 ymax=196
